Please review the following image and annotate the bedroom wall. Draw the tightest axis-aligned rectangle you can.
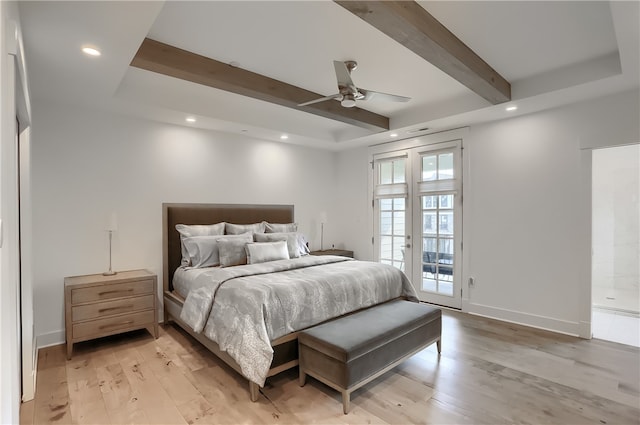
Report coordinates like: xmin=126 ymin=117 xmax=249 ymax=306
xmin=30 ymin=101 xmax=339 ymax=347
xmin=334 ymin=89 xmax=640 ymax=336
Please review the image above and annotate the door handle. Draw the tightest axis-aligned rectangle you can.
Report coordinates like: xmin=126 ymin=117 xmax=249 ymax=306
xmin=406 ymin=244 xmax=411 ymax=248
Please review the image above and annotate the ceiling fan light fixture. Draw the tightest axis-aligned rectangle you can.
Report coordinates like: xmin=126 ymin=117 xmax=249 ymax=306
xmin=341 ymin=94 xmax=356 ymax=108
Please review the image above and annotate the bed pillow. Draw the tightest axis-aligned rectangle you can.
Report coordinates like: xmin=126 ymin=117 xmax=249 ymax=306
xmin=217 ymin=235 xmax=253 ymax=267
xmin=225 ymin=222 xmax=266 ymax=235
xmin=245 ymin=241 xmax=290 ymax=265
xmin=183 ymin=234 xmax=251 ymax=268
xmin=176 ymin=223 xmax=225 ymax=266
xmin=264 ymin=222 xmax=298 ymax=233
xmin=254 ymin=232 xmax=309 ymax=258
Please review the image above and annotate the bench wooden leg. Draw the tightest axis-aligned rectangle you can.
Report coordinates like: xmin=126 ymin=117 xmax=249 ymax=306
xmin=299 ymin=369 xmax=307 ymax=387
xmin=342 ymin=391 xmax=350 ymax=414
xmin=436 ymin=338 xmax=441 ymax=354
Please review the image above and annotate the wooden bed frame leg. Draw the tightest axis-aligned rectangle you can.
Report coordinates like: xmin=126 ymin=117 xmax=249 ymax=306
xmin=249 ymin=382 xmax=260 ymax=402
xmin=436 ymin=338 xmax=442 ymax=354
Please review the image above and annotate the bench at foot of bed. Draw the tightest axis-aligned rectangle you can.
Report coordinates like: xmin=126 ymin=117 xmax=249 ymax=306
xmin=298 ymin=300 xmax=441 ymax=414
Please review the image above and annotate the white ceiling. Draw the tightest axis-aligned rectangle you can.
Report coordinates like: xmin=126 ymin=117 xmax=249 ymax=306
xmin=18 ymin=1 xmax=639 ymax=151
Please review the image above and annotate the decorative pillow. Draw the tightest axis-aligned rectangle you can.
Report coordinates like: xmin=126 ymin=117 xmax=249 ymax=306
xmin=217 ymin=235 xmax=252 ymax=267
xmin=265 ymin=222 xmax=298 ymax=233
xmin=225 ymin=222 xmax=266 ymax=235
xmin=245 ymin=241 xmax=290 ymax=265
xmin=176 ymin=223 xmax=225 ymax=266
xmin=254 ymin=232 xmax=309 ymax=258
xmin=183 ymin=234 xmax=251 ymax=268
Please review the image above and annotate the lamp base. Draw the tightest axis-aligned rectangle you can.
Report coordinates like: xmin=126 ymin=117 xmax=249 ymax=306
xmin=102 ymin=270 xmax=117 ymax=276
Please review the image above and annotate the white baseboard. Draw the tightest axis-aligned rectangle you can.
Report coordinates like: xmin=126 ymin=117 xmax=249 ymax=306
xmin=468 ymin=302 xmax=582 ymax=337
xmin=36 ymin=330 xmax=65 ymax=350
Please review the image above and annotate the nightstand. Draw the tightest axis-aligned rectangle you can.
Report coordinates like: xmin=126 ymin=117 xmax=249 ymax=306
xmin=64 ymin=269 xmax=158 ymax=359
xmin=310 ymin=249 xmax=354 ymax=258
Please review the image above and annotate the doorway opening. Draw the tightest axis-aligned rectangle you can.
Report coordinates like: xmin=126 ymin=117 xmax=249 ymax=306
xmin=591 ymin=143 xmax=639 ymax=347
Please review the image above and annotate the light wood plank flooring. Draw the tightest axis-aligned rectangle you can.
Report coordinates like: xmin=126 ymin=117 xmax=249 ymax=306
xmin=21 ymin=310 xmax=640 ymax=424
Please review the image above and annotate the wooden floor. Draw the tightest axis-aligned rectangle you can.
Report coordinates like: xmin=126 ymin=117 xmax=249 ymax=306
xmin=21 ymin=310 xmax=640 ymax=424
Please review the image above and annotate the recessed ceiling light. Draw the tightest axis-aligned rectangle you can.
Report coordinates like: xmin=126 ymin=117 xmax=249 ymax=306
xmin=185 ymin=117 xmax=196 ymax=123
xmin=81 ymin=46 xmax=101 ymax=57
xmin=280 ymin=134 xmax=289 ymax=140
xmin=390 ymin=133 xmax=398 ymax=138
xmin=506 ymin=106 xmax=517 ymax=112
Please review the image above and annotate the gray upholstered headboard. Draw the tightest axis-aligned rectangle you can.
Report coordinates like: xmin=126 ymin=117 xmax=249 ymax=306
xmin=162 ymin=203 xmax=294 ymax=293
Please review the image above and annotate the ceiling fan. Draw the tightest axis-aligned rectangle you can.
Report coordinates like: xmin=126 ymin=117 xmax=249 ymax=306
xmin=298 ymin=60 xmax=411 ymax=108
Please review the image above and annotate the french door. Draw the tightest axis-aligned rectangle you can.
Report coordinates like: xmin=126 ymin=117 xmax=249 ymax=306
xmin=374 ymin=141 xmax=462 ymax=308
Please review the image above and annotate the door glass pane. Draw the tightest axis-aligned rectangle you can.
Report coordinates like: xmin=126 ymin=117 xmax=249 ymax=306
xmin=393 ymin=212 xmax=405 ymax=235
xmin=380 ymin=236 xmax=392 ymax=259
xmin=393 ymin=198 xmax=405 ymax=210
xmin=380 ymin=212 xmax=392 ymax=235
xmin=423 ymin=212 xmax=437 ymax=234
xmin=393 ymin=236 xmax=405 ymax=262
xmin=393 ymin=160 xmax=405 ymax=183
xmin=380 ymin=162 xmax=392 ymax=184
xmin=438 ymin=153 xmax=454 ymax=179
xmin=439 ymin=194 xmax=453 ymax=209
xmin=380 ymin=198 xmax=392 ymax=210
xmin=423 ymin=195 xmax=437 ymax=209
xmin=423 ymin=237 xmax=437 ymax=254
xmin=439 ymin=212 xmax=454 ymax=235
xmin=439 ymin=238 xmax=454 ymax=257
xmin=422 ymin=155 xmax=437 ymax=181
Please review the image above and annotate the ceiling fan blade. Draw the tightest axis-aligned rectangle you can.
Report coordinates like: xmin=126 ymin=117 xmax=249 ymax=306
xmin=360 ymin=88 xmax=411 ymax=103
xmin=333 ymin=61 xmax=356 ymax=89
xmin=297 ymin=94 xmax=342 ymax=107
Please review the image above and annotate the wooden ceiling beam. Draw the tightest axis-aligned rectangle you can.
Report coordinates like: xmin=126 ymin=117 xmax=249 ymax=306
xmin=335 ymin=1 xmax=511 ymax=104
xmin=130 ymin=38 xmax=389 ymax=132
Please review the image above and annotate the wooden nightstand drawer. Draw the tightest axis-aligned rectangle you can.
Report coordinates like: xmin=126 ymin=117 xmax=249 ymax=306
xmin=72 ymin=294 xmax=154 ymax=321
xmin=72 ymin=310 xmax=155 ymax=340
xmin=71 ymin=279 xmax=154 ymax=304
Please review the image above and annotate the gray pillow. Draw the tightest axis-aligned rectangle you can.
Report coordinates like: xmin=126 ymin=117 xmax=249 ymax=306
xmin=245 ymin=241 xmax=290 ymax=264
xmin=176 ymin=223 xmax=225 ymax=266
xmin=183 ymin=234 xmax=251 ymax=268
xmin=265 ymin=222 xmax=298 ymax=233
xmin=225 ymin=222 xmax=266 ymax=235
xmin=217 ymin=235 xmax=253 ymax=267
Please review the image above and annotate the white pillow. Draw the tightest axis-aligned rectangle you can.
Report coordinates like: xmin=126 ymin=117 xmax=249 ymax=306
xmin=225 ymin=222 xmax=266 ymax=235
xmin=265 ymin=222 xmax=298 ymax=233
xmin=176 ymin=223 xmax=225 ymax=266
xmin=218 ymin=236 xmax=252 ymax=267
xmin=245 ymin=241 xmax=290 ymax=264
xmin=254 ymin=232 xmax=309 ymax=258
xmin=183 ymin=234 xmax=251 ymax=268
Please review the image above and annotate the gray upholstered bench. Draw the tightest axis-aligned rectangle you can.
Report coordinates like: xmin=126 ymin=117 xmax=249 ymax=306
xmin=298 ymin=300 xmax=441 ymax=414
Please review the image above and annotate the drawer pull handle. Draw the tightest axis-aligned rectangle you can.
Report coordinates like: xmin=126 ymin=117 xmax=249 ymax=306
xmin=99 ymin=320 xmax=134 ymax=330
xmin=98 ymin=289 xmax=134 ymax=296
xmin=98 ymin=305 xmax=133 ymax=313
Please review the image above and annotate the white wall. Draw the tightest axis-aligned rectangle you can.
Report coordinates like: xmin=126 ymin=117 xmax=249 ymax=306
xmin=333 ymin=146 xmax=371 ymax=259
xmin=335 ymin=89 xmax=640 ymax=336
xmin=592 ymin=144 xmax=639 ymax=311
xmin=31 ymin=101 xmax=338 ymax=346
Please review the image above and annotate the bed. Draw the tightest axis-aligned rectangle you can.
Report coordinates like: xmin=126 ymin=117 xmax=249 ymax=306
xmin=162 ymin=203 xmax=417 ymax=401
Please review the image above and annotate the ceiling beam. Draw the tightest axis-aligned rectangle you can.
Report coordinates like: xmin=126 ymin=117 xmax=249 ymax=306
xmin=130 ymin=38 xmax=389 ymax=132
xmin=335 ymin=1 xmax=511 ymax=104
